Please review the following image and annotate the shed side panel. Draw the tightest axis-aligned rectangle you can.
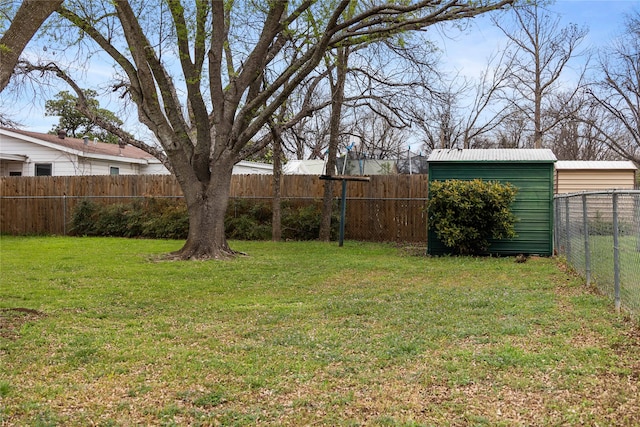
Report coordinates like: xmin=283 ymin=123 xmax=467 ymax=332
xmin=556 ymin=170 xmax=636 ymax=194
xmin=427 ymin=162 xmax=554 ymax=255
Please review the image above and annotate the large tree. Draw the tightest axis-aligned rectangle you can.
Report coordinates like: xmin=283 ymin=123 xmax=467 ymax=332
xmin=586 ymin=10 xmax=640 ymax=164
xmin=14 ymin=0 xmax=514 ymax=259
xmin=494 ymin=1 xmax=588 ymax=148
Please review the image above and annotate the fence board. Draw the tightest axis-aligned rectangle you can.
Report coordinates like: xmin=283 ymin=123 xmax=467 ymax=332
xmin=0 ymin=174 xmax=429 ymax=242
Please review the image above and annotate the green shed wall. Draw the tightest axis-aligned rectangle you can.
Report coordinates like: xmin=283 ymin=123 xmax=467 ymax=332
xmin=427 ymin=162 xmax=555 ymax=256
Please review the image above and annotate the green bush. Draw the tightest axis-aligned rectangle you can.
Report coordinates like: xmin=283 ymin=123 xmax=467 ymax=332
xmin=70 ymin=198 xmax=338 ymax=241
xmin=427 ymin=179 xmax=518 ymax=255
xmin=69 ymin=199 xmax=100 ymax=235
xmin=70 ymin=198 xmax=188 ymax=238
xmin=282 ymin=202 xmax=339 ymax=241
xmin=94 ymin=203 xmax=133 ymax=237
xmin=226 ymin=199 xmax=272 ymax=240
xmin=141 ymin=199 xmax=189 ymax=239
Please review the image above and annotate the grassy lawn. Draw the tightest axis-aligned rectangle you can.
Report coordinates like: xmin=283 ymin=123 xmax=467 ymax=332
xmin=1 ymin=237 xmax=639 ymax=426
xmin=565 ymin=235 xmax=640 ymax=313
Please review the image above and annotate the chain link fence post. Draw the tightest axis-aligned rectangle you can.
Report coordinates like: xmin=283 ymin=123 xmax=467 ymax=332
xmin=582 ymin=194 xmax=591 ymax=286
xmin=565 ymin=196 xmax=571 ymax=264
xmin=612 ymin=192 xmax=621 ymax=313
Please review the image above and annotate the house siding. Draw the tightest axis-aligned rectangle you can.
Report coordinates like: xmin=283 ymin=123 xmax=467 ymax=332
xmin=0 ymin=132 xmax=169 ymax=176
xmin=2 ymin=128 xmax=271 ymax=176
xmin=143 ymin=162 xmax=170 ymax=175
xmin=0 ymin=135 xmax=80 ymax=176
xmin=0 ymin=160 xmax=25 ymax=176
xmin=76 ymin=158 xmax=142 ymax=175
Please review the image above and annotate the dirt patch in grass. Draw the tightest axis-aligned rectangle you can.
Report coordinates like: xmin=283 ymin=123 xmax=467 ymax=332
xmin=0 ymin=308 xmax=45 ymax=340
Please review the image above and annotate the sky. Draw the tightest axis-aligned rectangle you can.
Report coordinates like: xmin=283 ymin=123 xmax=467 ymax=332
xmin=438 ymin=0 xmax=637 ymax=81
xmin=1 ymin=0 xmax=639 ymax=138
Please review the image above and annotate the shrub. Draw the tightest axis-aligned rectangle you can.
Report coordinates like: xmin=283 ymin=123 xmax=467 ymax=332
xmin=70 ymin=198 xmax=188 ymax=239
xmin=140 ymin=199 xmax=189 ymax=239
xmin=427 ymin=179 xmax=518 ymax=255
xmin=226 ymin=199 xmax=272 ymax=240
xmin=94 ymin=203 xmax=133 ymax=237
xmin=69 ymin=199 xmax=99 ymax=236
xmin=282 ymin=201 xmax=339 ymax=241
xmin=69 ymin=197 xmax=338 ymax=241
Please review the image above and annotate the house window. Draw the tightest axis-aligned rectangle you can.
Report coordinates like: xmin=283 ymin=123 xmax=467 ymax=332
xmin=9 ymin=171 xmax=22 ymax=176
xmin=110 ymin=167 xmax=120 ymax=175
xmin=35 ymin=163 xmax=52 ymax=176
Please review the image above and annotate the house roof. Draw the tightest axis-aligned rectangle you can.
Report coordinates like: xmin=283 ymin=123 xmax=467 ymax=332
xmin=555 ymin=160 xmax=637 ymax=170
xmin=0 ymin=127 xmax=161 ymax=164
xmin=428 ymin=148 xmax=557 ymax=163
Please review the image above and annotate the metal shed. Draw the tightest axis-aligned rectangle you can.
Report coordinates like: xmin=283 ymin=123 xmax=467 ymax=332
xmin=555 ymin=161 xmax=637 ymax=194
xmin=427 ymin=148 xmax=557 ymax=256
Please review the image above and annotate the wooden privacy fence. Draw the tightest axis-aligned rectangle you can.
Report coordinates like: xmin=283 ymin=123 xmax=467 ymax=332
xmin=0 ymin=174 xmax=430 ymax=242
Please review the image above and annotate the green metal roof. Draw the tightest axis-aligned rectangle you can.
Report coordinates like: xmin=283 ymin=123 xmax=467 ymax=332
xmin=428 ymin=148 xmax=557 ymax=162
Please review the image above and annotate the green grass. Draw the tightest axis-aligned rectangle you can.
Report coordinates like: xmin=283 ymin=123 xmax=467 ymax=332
xmin=1 ymin=237 xmax=639 ymax=426
xmin=565 ymin=234 xmax=640 ymax=312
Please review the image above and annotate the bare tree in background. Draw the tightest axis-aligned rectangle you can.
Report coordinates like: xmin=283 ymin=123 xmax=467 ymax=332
xmin=548 ymin=90 xmax=619 ymax=160
xmin=586 ymin=10 xmax=640 ymax=164
xmin=415 ymin=86 xmax=462 ymax=150
xmin=494 ymin=107 xmax=529 ymax=148
xmin=460 ymin=50 xmax=514 ymax=148
xmin=408 ymin=46 xmax=514 ymax=153
xmin=495 ymin=1 xmax=588 ymax=148
xmin=351 ymin=111 xmax=406 ymax=159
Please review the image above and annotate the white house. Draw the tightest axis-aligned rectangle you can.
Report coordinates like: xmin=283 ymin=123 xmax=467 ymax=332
xmin=0 ymin=127 xmax=273 ymax=176
xmin=0 ymin=127 xmax=170 ymax=176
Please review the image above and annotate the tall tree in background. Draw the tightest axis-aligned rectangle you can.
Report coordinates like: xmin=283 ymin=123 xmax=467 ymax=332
xmin=12 ymin=0 xmax=514 ymax=260
xmin=45 ymin=90 xmax=124 ymax=143
xmin=587 ymin=10 xmax=640 ymax=164
xmin=494 ymin=1 xmax=588 ymax=148
xmin=407 ymin=47 xmax=512 ymax=153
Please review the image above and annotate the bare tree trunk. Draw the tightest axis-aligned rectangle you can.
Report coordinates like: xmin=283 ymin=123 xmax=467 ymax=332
xmin=0 ymin=0 xmax=62 ymax=91
xmin=271 ymin=126 xmax=283 ymax=242
xmin=172 ymin=162 xmax=235 ymax=260
xmin=319 ymin=169 xmax=336 ymax=241
xmin=534 ymin=52 xmax=543 ymax=149
xmin=319 ymin=47 xmax=348 ymax=241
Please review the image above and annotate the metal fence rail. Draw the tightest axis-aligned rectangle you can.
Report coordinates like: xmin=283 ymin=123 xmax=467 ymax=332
xmin=554 ymin=190 xmax=640 ymax=317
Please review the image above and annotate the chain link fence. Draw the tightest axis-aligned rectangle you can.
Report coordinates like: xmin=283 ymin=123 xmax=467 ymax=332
xmin=554 ymin=191 xmax=640 ymax=317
